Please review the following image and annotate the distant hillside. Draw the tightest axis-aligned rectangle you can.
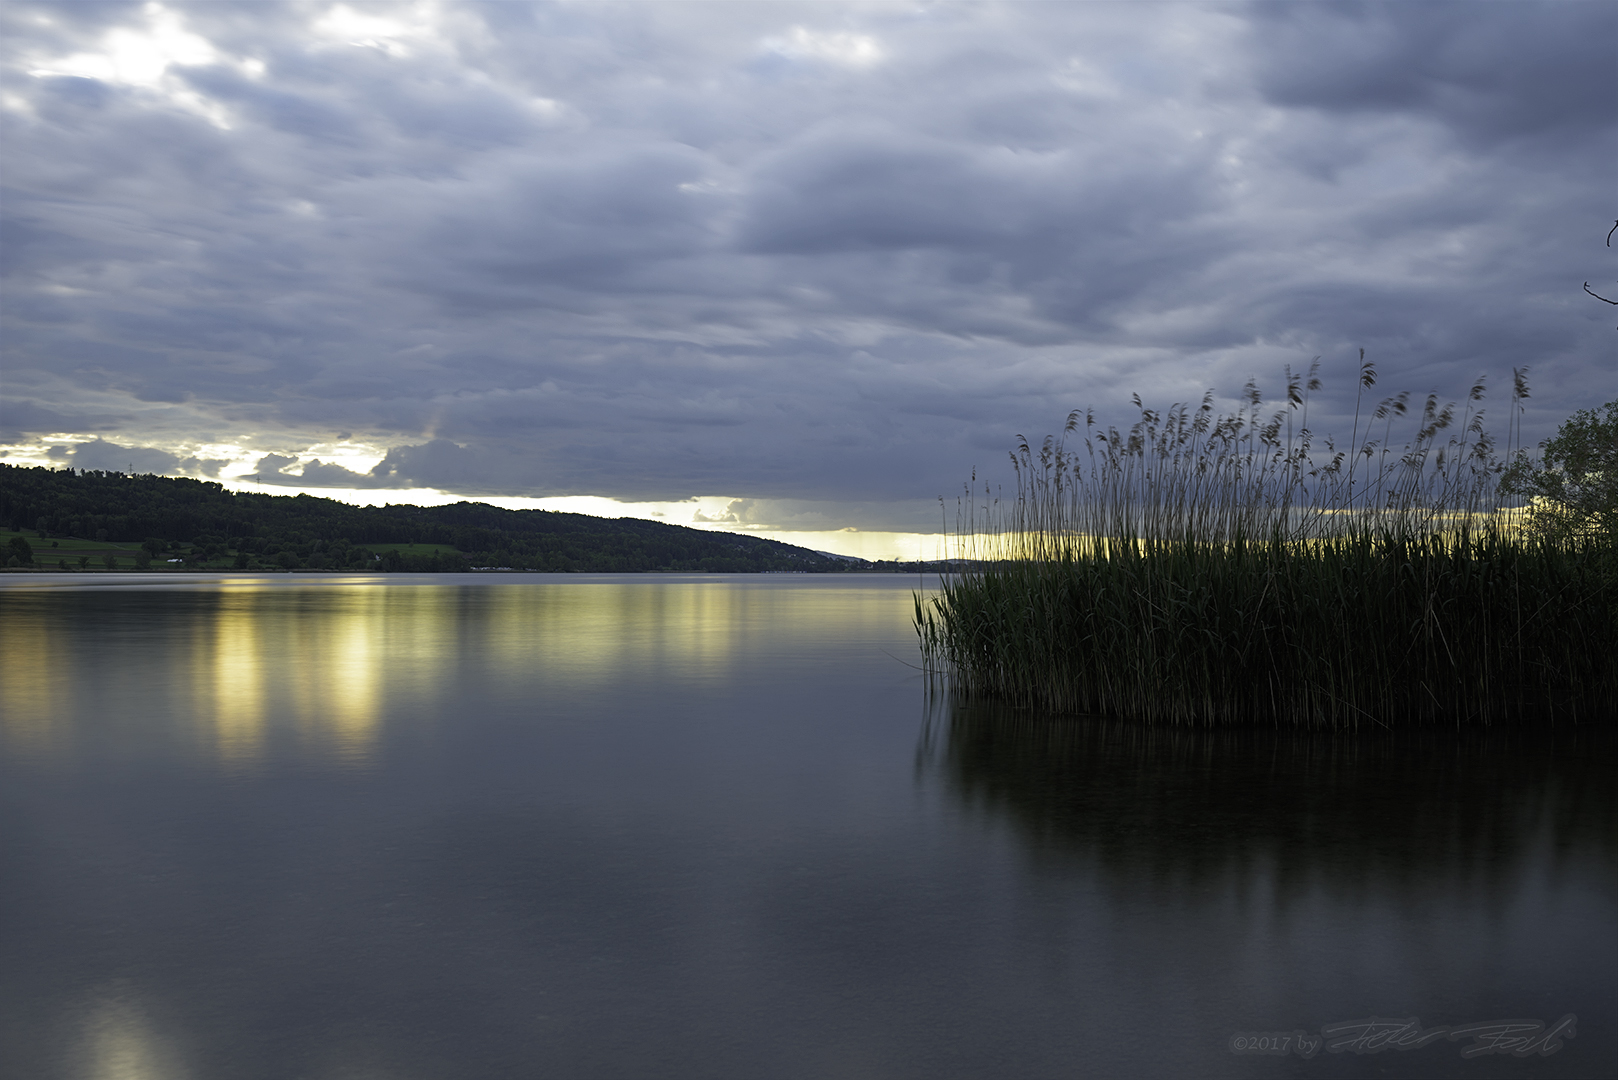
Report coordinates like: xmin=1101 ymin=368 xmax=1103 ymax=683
xmin=0 ymin=464 xmax=860 ymax=573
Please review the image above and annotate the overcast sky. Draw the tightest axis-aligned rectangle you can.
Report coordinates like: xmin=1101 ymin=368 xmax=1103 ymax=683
xmin=2 ymin=1 xmax=1613 ymax=550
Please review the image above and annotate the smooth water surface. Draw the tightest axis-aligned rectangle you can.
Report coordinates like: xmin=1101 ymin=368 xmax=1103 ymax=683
xmin=1 ymin=575 xmax=1612 ymax=1079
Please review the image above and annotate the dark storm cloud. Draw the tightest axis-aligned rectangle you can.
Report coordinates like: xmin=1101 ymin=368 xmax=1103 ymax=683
xmin=50 ymin=437 xmax=180 ymax=475
xmin=0 ymin=397 xmax=119 ymax=441
xmin=2 ymin=1 xmax=1612 ymax=531
xmin=1249 ymin=1 xmax=1616 ymax=147
xmin=250 ymin=453 xmax=389 ymax=488
xmin=368 ymin=439 xmax=535 ymax=493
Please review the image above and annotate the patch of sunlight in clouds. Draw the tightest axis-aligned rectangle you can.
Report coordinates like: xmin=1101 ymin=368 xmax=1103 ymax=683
xmin=26 ymin=2 xmax=254 ymax=128
xmin=763 ymin=26 xmax=884 ymax=67
xmin=0 ymin=443 xmax=57 ymax=469
xmin=731 ymin=529 xmax=946 ymax=563
xmin=311 ymin=2 xmax=440 ymax=58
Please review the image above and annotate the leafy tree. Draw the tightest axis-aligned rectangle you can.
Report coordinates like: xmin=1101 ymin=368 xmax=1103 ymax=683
xmin=7 ymin=536 xmax=33 ymax=565
xmin=1504 ymin=400 xmax=1616 ymax=544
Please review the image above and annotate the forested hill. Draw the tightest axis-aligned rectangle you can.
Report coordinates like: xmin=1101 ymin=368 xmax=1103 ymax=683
xmin=0 ymin=464 xmax=856 ymax=573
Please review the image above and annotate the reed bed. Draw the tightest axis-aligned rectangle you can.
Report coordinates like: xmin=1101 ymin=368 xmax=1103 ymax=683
xmin=916 ymin=359 xmax=1616 ymax=726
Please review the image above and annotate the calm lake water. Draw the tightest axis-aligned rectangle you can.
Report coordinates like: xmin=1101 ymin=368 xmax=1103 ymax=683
xmin=0 ymin=574 xmax=1612 ymax=1079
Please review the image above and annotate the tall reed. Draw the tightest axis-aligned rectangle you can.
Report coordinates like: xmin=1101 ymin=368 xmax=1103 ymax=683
xmin=917 ymin=359 xmax=1616 ymax=726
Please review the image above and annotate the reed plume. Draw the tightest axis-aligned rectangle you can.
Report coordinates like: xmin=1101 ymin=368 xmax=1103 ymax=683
xmin=916 ymin=360 xmax=1615 ymax=726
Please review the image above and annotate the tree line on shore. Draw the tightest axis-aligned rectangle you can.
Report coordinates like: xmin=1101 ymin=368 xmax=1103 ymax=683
xmin=0 ymin=465 xmax=901 ymax=573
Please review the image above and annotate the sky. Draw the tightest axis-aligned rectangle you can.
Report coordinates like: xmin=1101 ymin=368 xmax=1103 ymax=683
xmin=2 ymin=1 xmax=1614 ymax=559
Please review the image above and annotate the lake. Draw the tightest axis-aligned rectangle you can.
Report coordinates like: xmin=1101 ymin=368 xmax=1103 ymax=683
xmin=0 ymin=574 xmax=1612 ymax=1079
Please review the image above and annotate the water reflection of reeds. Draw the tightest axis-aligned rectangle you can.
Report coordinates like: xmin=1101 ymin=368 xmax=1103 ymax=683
xmin=922 ymin=692 xmax=1617 ymax=895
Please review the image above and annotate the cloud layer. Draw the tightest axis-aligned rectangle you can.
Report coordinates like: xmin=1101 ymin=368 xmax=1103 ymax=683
xmin=3 ymin=1 xmax=1613 ymax=532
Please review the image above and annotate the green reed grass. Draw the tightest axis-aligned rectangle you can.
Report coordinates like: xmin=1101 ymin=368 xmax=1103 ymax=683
xmin=917 ymin=358 xmax=1616 ymax=726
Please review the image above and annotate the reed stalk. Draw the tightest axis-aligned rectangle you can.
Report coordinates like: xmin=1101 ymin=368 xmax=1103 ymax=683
xmin=916 ymin=360 xmax=1616 ymax=726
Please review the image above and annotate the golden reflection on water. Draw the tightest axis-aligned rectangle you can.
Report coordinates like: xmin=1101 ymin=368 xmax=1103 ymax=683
xmin=206 ymin=602 xmax=265 ymax=763
xmin=1 ymin=579 xmax=918 ymax=768
xmin=312 ymin=602 xmax=384 ymax=759
xmin=199 ymin=588 xmax=395 ymax=766
xmin=496 ymin=581 xmax=753 ymax=679
xmin=284 ymin=592 xmax=389 ymax=763
xmin=73 ymin=988 xmax=188 ymax=1080
xmin=0 ymin=601 xmax=67 ymax=754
